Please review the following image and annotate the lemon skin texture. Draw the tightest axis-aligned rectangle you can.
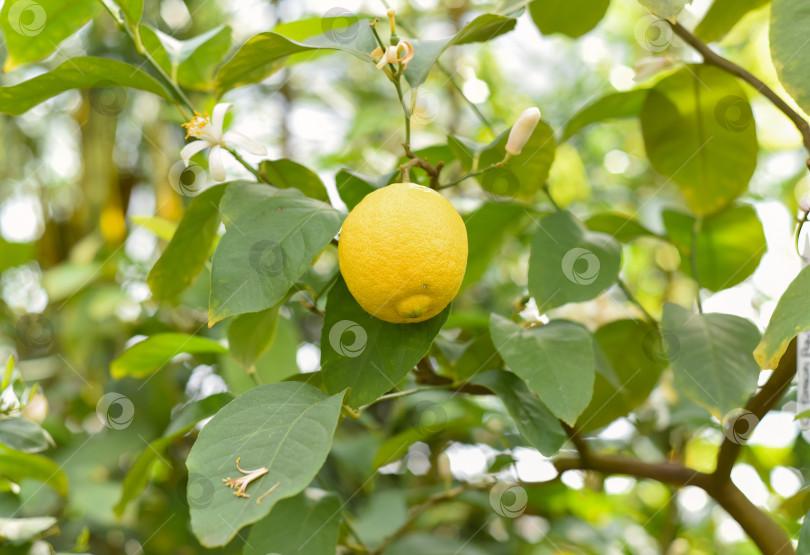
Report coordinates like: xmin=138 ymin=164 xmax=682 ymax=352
xmin=338 ymin=183 xmax=468 ymax=324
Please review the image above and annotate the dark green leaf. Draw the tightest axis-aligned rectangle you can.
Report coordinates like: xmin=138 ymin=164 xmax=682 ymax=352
xmin=209 ymin=183 xmax=344 ymax=323
xmin=245 ymin=491 xmax=342 ymax=555
xmin=528 ymin=210 xmax=622 ymax=310
xmin=148 ymin=184 xmax=226 ymax=301
xmin=335 ymin=169 xmax=393 ymax=210
xmin=453 ymin=333 xmax=503 ymax=380
xmin=0 ymin=418 xmax=52 ymax=453
xmin=259 ymin=159 xmax=330 ymax=202
xmin=0 ymin=57 xmax=172 ymax=115
xmin=770 ymin=0 xmax=810 ymax=116
xmin=641 ymin=65 xmax=758 ymax=215
xmin=489 ymin=314 xmax=595 ymax=425
xmin=662 ymin=204 xmax=766 ymax=291
xmin=1 ymin=0 xmax=102 ymax=71
xmin=577 ymin=319 xmax=667 ymax=432
xmin=755 ymin=265 xmax=810 ymax=369
xmin=585 ymin=212 xmax=658 ymax=242
xmin=110 ymin=333 xmax=227 ymax=379
xmin=462 ymin=203 xmax=530 ymax=290
xmin=321 ymin=276 xmax=449 ymax=407
xmin=529 ymin=0 xmax=610 ymax=38
xmin=447 ymin=135 xmax=478 ymax=171
xmin=695 ymin=0 xmax=769 ymax=43
xmin=228 ymin=305 xmax=281 ymax=370
xmin=799 ymin=510 xmax=810 ymax=555
xmin=472 ymin=370 xmax=566 ymax=455
xmin=663 ymin=303 xmax=760 ymax=416
xmin=562 ymin=90 xmax=648 ymax=140
xmin=0 ymin=445 xmax=68 ymax=496
xmin=187 ymin=382 xmax=346 ymax=547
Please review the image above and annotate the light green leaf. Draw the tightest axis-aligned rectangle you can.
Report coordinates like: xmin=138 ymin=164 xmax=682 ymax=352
xmin=562 ymin=90 xmax=648 ymax=140
xmin=259 ymin=159 xmax=330 ymax=202
xmin=577 ymin=320 xmax=667 ymax=432
xmin=245 ymin=491 xmax=342 ymax=555
xmin=228 ymin=305 xmax=281 ymax=370
xmin=472 ymin=370 xmax=566 ymax=455
xmin=141 ymin=25 xmax=232 ymax=90
xmin=641 ymin=65 xmax=758 ymax=215
xmin=3 ymin=356 xmax=15 ymax=390
xmin=462 ymin=203 xmax=530 ymax=290
xmin=771 ymin=0 xmax=810 ymax=116
xmin=795 ymin=409 xmax=810 ymax=421
xmin=186 ymin=382 xmax=346 ymax=547
xmin=585 ymin=212 xmax=658 ymax=242
xmin=0 ymin=57 xmax=172 ymax=115
xmin=114 ymin=392 xmax=233 ymax=517
xmin=663 ymin=303 xmax=760 ymax=416
xmin=637 ymin=0 xmax=688 ymax=19
xmin=321 ymin=276 xmax=449 ymax=407
xmin=130 ymin=216 xmax=178 ymax=241
xmin=114 ymin=0 xmax=143 ymax=25
xmin=0 ymin=516 xmax=57 ymax=544
xmin=800 ymin=512 xmax=810 ymax=555
xmin=1 ymin=0 xmax=102 ymax=71
xmin=529 ymin=0 xmax=610 ymax=38
xmin=404 ymin=14 xmax=518 ymax=87
xmin=477 ymin=121 xmax=556 ymax=201
xmin=755 ymin=265 xmax=810 ymax=369
xmin=147 ymin=184 xmax=226 ymax=301
xmin=0 ymin=445 xmax=68 ymax=496
xmin=111 ymin=333 xmax=228 ymax=379
xmin=0 ymin=417 xmax=52 ymax=453
xmin=528 ymin=210 xmax=622 ymax=310
xmin=208 ymin=183 xmax=344 ymax=324
xmin=662 ymin=204 xmax=766 ymax=291
xmin=489 ymin=313 xmax=595 ymax=425
xmin=695 ymin=0 xmax=769 ymax=43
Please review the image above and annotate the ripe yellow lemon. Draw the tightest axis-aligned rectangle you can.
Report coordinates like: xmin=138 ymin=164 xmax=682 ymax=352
xmin=338 ymin=183 xmax=468 ymax=324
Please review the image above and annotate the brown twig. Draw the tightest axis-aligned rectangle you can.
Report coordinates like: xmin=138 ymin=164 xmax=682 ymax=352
xmin=402 ymin=145 xmax=444 ymax=189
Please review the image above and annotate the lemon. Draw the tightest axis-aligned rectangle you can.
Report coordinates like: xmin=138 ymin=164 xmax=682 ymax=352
xmin=338 ymin=182 xmax=468 ymax=324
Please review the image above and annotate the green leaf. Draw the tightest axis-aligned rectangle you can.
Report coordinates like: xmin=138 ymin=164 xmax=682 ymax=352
xmin=641 ymin=65 xmax=758 ymax=216
xmin=637 ymin=0 xmax=688 ymax=19
xmin=452 ymin=333 xmax=503 ymax=380
xmin=0 ymin=57 xmax=172 ymax=116
xmin=215 ymin=23 xmax=375 ymax=94
xmin=771 ymin=0 xmax=810 ymax=116
xmin=141 ymin=25 xmax=232 ymax=90
xmin=114 ymin=0 xmax=143 ymax=25
xmin=335 ymin=169 xmax=392 ymax=210
xmin=695 ymin=0 xmax=769 ymax=43
xmin=259 ymin=159 xmax=330 ymax=202
xmin=147 ymin=184 xmax=227 ymax=301
xmin=111 ymin=333 xmax=227 ymax=379
xmin=186 ymin=382 xmax=346 ymax=547
xmin=0 ymin=418 xmax=52 ymax=453
xmin=755 ymin=265 xmax=810 ymax=369
xmin=529 ymin=0 xmax=610 ymax=38
xmin=462 ymin=203 xmax=530 ymax=290
xmin=528 ymin=210 xmax=622 ymax=310
xmin=447 ymin=135 xmax=478 ymax=171
xmin=478 ymin=121 xmax=556 ymax=201
xmin=228 ymin=305 xmax=281 ymax=370
xmin=130 ymin=216 xmax=178 ymax=241
xmin=321 ymin=276 xmax=449 ymax=407
xmin=585 ymin=212 xmax=658 ymax=242
xmin=114 ymin=393 xmax=233 ymax=517
xmin=562 ymin=90 xmax=648 ymax=140
xmin=795 ymin=409 xmax=810 ymax=421
xmin=662 ymin=204 xmax=766 ymax=291
xmin=0 ymin=516 xmax=57 ymax=544
xmin=577 ymin=320 xmax=667 ymax=432
xmin=209 ymin=183 xmax=344 ymax=324
xmin=244 ymin=491 xmax=342 ymax=555
xmin=3 ymin=357 xmax=14 ymax=390
xmin=0 ymin=445 xmax=68 ymax=496
xmin=799 ymin=512 xmax=810 ymax=555
xmin=663 ymin=303 xmax=760 ymax=416
xmin=0 ymin=0 xmax=102 ymax=71
xmin=404 ymin=14 xmax=518 ymax=87
xmin=472 ymin=370 xmax=566 ymax=456
xmin=489 ymin=313 xmax=595 ymax=425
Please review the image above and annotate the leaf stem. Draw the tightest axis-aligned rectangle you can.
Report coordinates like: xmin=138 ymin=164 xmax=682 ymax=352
xmin=225 ymin=147 xmax=270 ymax=184
xmin=690 ymin=220 xmax=704 ymax=314
xmin=795 ymin=209 xmax=810 ymax=256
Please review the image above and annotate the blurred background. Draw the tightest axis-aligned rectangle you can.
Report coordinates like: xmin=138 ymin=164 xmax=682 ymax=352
xmin=1 ymin=0 xmax=809 ymax=553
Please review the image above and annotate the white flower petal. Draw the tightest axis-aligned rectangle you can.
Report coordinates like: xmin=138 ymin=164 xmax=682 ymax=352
xmin=180 ymin=140 xmax=210 ymax=163
xmin=211 ymin=103 xmax=233 ymax=134
xmin=208 ymin=145 xmax=227 ymax=182
xmin=223 ymin=130 xmax=267 ymax=156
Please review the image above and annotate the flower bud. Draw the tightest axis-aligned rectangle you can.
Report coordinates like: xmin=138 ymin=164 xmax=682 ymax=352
xmin=505 ymin=107 xmax=541 ymax=156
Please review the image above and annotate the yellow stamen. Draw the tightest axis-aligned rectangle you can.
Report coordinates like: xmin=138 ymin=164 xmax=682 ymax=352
xmin=181 ymin=110 xmax=210 ymax=139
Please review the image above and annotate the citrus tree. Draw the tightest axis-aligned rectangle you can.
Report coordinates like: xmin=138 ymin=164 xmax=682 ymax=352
xmin=1 ymin=0 xmax=810 ymax=553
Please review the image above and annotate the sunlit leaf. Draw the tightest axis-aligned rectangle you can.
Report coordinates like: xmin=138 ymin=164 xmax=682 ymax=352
xmin=585 ymin=212 xmax=658 ymax=242
xmin=562 ymin=90 xmax=648 ymax=140
xmin=259 ymin=159 xmax=330 ymax=202
xmin=0 ymin=417 xmax=52 ymax=453
xmin=111 ymin=333 xmax=227 ymax=379
xmin=0 ymin=445 xmax=68 ymax=496
xmin=695 ymin=0 xmax=769 ymax=43
xmin=637 ymin=0 xmax=688 ymax=19
xmin=770 ymin=0 xmax=810 ymax=116
xmin=529 ymin=0 xmax=610 ymax=38
xmin=228 ymin=306 xmax=281 ymax=370
xmin=755 ymin=265 xmax=810 ymax=369
xmin=141 ymin=24 xmax=232 ymax=90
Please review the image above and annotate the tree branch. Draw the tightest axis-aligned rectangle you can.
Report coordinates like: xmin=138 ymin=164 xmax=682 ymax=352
xmin=554 ymin=453 xmax=710 ymax=488
xmin=669 ymin=21 xmax=810 ymax=158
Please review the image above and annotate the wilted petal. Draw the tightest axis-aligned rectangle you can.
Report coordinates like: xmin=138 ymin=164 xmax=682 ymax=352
xmin=223 ymin=130 xmax=267 ymax=157
xmin=397 ymin=40 xmax=414 ymax=69
xmin=208 ymin=145 xmax=227 ymax=182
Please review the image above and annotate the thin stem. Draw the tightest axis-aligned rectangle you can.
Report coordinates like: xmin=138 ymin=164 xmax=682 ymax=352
xmin=358 ymin=385 xmax=450 ymax=411
xmin=669 ymin=21 xmax=810 ymax=156
xmin=436 ymin=61 xmax=495 ymax=134
xmin=438 ymin=163 xmax=502 ymax=189
xmin=795 ymin=209 xmax=810 ymax=256
xmin=690 ymin=221 xmax=704 ymax=313
xmin=617 ymin=279 xmax=657 ymax=326
xmin=226 ymin=147 xmax=271 ymax=184
xmin=393 ymin=78 xmax=411 ymax=148
xmin=543 ymin=186 xmax=561 ymax=211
